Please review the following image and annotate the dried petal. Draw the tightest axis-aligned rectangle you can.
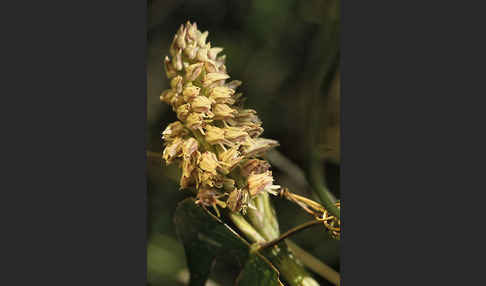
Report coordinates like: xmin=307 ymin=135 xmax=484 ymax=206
xmin=224 ymin=126 xmax=249 ymax=144
xmin=242 ymin=138 xmax=279 ymax=157
xmin=218 ymin=145 xmax=243 ymax=174
xmin=209 ymin=86 xmax=235 ymax=104
xmin=162 ymin=121 xmax=187 ymax=141
xmin=213 ymin=104 xmax=236 ymax=120
xmin=182 ymin=137 xmax=199 ymax=158
xmin=242 ymin=124 xmax=264 ymax=138
xmin=203 ymin=73 xmax=230 ymax=87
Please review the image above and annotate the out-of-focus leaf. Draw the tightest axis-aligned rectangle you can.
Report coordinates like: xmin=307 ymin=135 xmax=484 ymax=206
xmin=174 ymin=198 xmax=283 ymax=286
xmin=147 ymin=234 xmax=186 ymax=285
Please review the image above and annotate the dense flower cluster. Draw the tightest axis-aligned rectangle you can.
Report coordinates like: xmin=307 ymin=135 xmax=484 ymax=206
xmin=161 ymin=22 xmax=280 ymax=215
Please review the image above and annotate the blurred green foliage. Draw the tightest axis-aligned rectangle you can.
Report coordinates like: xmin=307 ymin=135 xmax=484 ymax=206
xmin=147 ymin=0 xmax=340 ymax=285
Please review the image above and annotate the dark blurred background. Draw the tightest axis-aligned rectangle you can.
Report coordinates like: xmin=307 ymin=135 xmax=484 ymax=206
xmin=147 ymin=0 xmax=340 ymax=285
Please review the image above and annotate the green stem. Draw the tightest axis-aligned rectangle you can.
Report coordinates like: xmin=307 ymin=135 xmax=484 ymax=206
xmin=228 ymin=212 xmax=266 ymax=243
xmin=261 ymin=192 xmax=280 ymax=237
xmin=263 ymin=243 xmax=320 ymax=286
xmin=258 ymin=220 xmax=322 ymax=251
xmin=246 ymin=194 xmax=279 ymax=241
xmin=286 ymin=240 xmax=340 ymax=286
xmin=229 ymin=213 xmax=320 ymax=286
xmin=309 ymin=157 xmax=340 ymax=220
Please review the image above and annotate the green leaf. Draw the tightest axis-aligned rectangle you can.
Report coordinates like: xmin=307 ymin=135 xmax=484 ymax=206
xmin=236 ymin=253 xmax=282 ymax=286
xmin=174 ymin=198 xmax=283 ymax=286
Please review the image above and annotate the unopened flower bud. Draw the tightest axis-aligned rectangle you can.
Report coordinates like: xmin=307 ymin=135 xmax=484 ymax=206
xmin=197 ymin=47 xmax=209 ymax=62
xmin=182 ymin=84 xmax=200 ymax=102
xmin=170 ymin=75 xmax=183 ymax=93
xmin=175 ymin=25 xmax=187 ymax=49
xmin=164 ymin=56 xmax=177 ymax=79
xmin=184 ymin=42 xmax=198 ymax=60
xmin=208 ymin=47 xmax=223 ymax=60
xmin=198 ymin=31 xmax=208 ymax=47
xmin=185 ymin=63 xmax=204 ymax=82
xmin=172 ymin=48 xmax=183 ymax=71
xmin=187 ymin=22 xmax=198 ymax=41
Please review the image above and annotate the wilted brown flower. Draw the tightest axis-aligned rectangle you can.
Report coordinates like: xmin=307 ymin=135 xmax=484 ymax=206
xmin=218 ymin=145 xmax=243 ymax=174
xmin=162 ymin=121 xmax=188 ymax=141
xmin=198 ymin=151 xmax=221 ymax=175
xmin=240 ymin=159 xmax=271 ymax=177
xmin=247 ymin=171 xmax=280 ymax=196
xmin=227 ymin=188 xmax=251 ymax=213
xmin=162 ymin=137 xmax=184 ymax=164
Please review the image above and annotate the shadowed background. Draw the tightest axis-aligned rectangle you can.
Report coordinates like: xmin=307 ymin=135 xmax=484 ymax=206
xmin=147 ymin=0 xmax=340 ymax=285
